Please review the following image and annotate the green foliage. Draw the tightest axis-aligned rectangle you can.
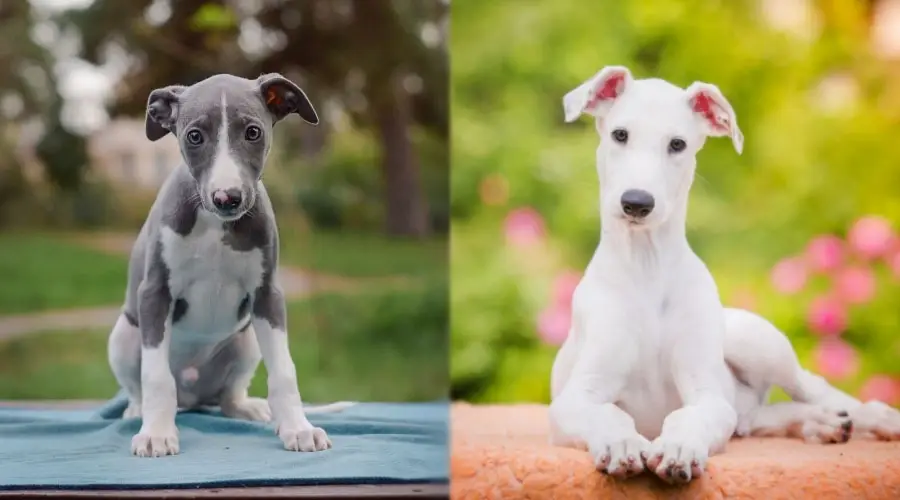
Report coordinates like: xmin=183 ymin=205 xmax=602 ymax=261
xmin=190 ymin=3 xmax=238 ymax=32
xmin=290 ymin=127 xmax=449 ymax=233
xmin=293 ymin=130 xmax=385 ymax=230
xmin=279 ymin=227 xmax=447 ymax=279
xmin=0 ymin=233 xmax=127 ymax=315
xmin=451 ymin=0 xmax=900 ymax=402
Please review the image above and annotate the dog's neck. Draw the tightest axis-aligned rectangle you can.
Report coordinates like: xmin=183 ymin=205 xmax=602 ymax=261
xmin=598 ymin=197 xmax=690 ymax=274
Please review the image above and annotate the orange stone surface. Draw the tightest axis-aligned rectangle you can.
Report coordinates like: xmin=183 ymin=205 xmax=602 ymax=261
xmin=450 ymin=403 xmax=900 ymax=500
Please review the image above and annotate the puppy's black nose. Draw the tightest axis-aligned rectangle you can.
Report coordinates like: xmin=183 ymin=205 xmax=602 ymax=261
xmin=621 ymin=189 xmax=655 ymax=218
xmin=212 ymin=189 xmax=242 ymax=211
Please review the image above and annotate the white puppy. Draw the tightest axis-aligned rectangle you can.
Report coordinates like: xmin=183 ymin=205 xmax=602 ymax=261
xmin=548 ymin=65 xmax=900 ymax=484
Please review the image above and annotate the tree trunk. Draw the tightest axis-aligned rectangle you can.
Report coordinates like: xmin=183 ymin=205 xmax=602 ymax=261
xmin=374 ymin=73 xmax=429 ymax=237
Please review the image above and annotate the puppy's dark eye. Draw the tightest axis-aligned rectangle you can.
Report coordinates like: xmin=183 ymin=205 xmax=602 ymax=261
xmin=186 ymin=130 xmax=203 ymax=145
xmin=668 ymin=138 xmax=687 ymax=153
xmin=611 ymin=129 xmax=628 ymax=144
xmin=245 ymin=126 xmax=262 ymax=142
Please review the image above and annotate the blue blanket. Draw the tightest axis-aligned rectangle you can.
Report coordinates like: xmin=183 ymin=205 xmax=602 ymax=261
xmin=0 ymin=393 xmax=449 ymax=491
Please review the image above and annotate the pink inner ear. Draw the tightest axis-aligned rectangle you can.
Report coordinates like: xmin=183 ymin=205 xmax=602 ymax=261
xmin=692 ymin=91 xmax=730 ymax=133
xmin=585 ymin=73 xmax=625 ymax=110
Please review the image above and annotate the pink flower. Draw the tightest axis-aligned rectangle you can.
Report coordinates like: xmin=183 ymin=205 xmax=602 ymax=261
xmin=833 ymin=266 xmax=877 ymax=305
xmin=886 ymin=250 xmax=900 ymax=279
xmin=805 ymin=235 xmax=845 ymax=273
xmin=807 ymin=296 xmax=847 ymax=336
xmin=770 ymin=257 xmax=808 ymax=294
xmin=859 ymin=375 xmax=900 ymax=405
xmin=812 ymin=339 xmax=859 ymax=380
xmin=552 ymin=271 xmax=582 ymax=307
xmin=504 ymin=207 xmax=546 ymax=247
xmin=848 ymin=215 xmax=895 ymax=259
xmin=537 ymin=304 xmax=571 ymax=346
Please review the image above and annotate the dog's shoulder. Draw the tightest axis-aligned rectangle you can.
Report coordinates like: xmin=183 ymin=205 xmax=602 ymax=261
xmin=144 ymin=164 xmax=200 ymax=238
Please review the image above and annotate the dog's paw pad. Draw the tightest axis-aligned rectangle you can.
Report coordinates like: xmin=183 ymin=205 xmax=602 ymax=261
xmin=131 ymin=429 xmax=179 ymax=457
xmin=279 ymin=426 xmax=331 ymax=452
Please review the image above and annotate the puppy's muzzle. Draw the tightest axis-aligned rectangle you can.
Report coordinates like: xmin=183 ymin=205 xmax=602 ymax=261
xmin=620 ymin=189 xmax=655 ymax=220
xmin=211 ymin=188 xmax=243 ymax=215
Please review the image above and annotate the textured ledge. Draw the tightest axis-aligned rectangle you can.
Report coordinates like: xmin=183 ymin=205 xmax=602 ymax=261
xmin=450 ymin=403 xmax=900 ymax=500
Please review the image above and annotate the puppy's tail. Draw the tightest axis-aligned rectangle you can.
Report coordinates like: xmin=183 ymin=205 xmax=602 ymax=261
xmin=304 ymin=401 xmax=358 ymax=414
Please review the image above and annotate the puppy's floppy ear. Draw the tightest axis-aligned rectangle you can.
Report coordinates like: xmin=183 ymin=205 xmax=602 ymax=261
xmin=256 ymin=73 xmax=319 ymax=125
xmin=562 ymin=66 xmax=632 ymax=123
xmin=145 ymin=85 xmax=187 ymax=141
xmin=685 ymin=82 xmax=744 ymax=155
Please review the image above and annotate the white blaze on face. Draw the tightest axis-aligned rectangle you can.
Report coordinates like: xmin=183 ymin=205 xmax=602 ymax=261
xmin=207 ymin=92 xmax=242 ymax=194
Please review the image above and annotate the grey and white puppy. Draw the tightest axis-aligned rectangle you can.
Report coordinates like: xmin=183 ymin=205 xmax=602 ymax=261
xmin=108 ymin=73 xmax=352 ymax=457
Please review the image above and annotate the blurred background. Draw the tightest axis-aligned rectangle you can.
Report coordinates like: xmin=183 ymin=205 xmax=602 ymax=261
xmin=0 ymin=0 xmax=448 ymax=403
xmin=451 ymin=0 xmax=900 ymax=405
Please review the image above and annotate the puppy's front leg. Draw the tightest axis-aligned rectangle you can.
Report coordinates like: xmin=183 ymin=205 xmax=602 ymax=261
xmin=549 ymin=321 xmax=649 ymax=478
xmin=131 ymin=277 xmax=180 ymax=457
xmin=648 ymin=338 xmax=736 ymax=483
xmin=253 ymin=283 xmax=331 ymax=452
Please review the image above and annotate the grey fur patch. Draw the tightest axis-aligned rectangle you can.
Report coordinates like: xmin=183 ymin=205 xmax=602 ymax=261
xmin=252 ymin=283 xmax=286 ymax=331
xmin=249 ymin=191 xmax=285 ymax=331
xmin=172 ymin=298 xmax=189 ymax=324
xmin=160 ymin=169 xmax=201 ymax=236
xmin=138 ymin=241 xmax=173 ymax=348
xmin=221 ymin=210 xmax=271 ymax=252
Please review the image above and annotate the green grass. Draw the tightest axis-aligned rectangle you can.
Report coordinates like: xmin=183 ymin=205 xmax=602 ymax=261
xmin=0 ymin=233 xmax=128 ymax=315
xmin=0 ymin=281 xmax=448 ymax=402
xmin=278 ymin=229 xmax=447 ymax=279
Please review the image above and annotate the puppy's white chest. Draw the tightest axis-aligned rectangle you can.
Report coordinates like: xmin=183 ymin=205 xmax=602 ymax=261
xmin=159 ymin=226 xmax=264 ymax=340
xmin=616 ymin=299 xmax=683 ymax=439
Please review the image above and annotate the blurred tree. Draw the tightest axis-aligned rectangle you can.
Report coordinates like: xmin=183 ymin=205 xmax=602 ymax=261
xmin=62 ymin=0 xmax=448 ymax=237
xmin=0 ymin=0 xmax=87 ymax=192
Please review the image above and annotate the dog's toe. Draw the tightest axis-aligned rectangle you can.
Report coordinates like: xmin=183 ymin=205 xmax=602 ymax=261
xmin=801 ymin=409 xmax=853 ymax=444
xmin=592 ymin=433 xmax=649 ymax=479
xmin=279 ymin=426 xmax=331 ymax=452
xmin=131 ymin=428 xmax=179 ymax=457
xmin=647 ymin=437 xmax=708 ymax=484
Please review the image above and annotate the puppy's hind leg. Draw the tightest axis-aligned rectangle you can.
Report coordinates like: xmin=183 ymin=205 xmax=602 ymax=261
xmin=742 ymin=400 xmax=853 ymax=443
xmin=789 ymin=368 xmax=900 ymax=440
xmin=217 ymin=326 xmax=272 ymax=422
xmin=108 ymin=312 xmax=143 ymax=419
xmin=724 ymin=308 xmax=854 ymax=443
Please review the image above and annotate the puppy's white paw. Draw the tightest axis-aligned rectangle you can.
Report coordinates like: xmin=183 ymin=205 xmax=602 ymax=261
xmin=131 ymin=426 xmax=179 ymax=457
xmin=221 ymin=397 xmax=272 ymax=422
xmin=801 ymin=408 xmax=853 ymax=444
xmin=589 ymin=431 xmax=650 ymax=479
xmin=646 ymin=433 xmax=708 ymax=484
xmin=123 ymin=402 xmax=142 ymax=419
xmin=277 ymin=425 xmax=332 ymax=452
xmin=850 ymin=401 xmax=900 ymax=440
